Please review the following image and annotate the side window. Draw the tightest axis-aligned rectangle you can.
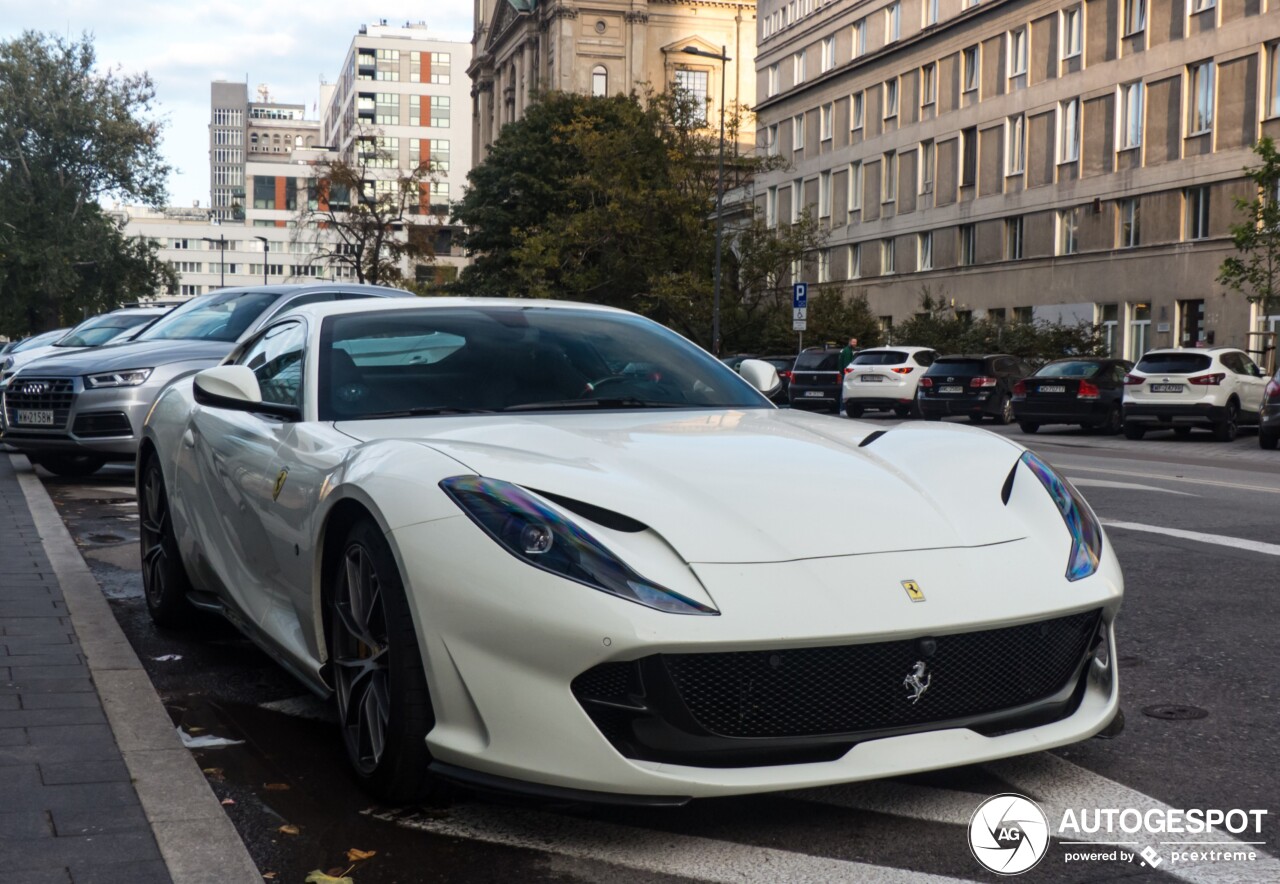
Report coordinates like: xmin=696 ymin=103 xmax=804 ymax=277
xmin=914 ymin=351 xmax=935 ymax=366
xmin=1219 ymin=353 xmax=1243 ymax=374
xmin=1241 ymin=355 xmax=1261 ymax=376
xmin=237 ymin=321 xmax=307 ymax=408
xmin=994 ymin=357 xmax=1014 ymax=374
xmin=1111 ymin=365 xmax=1127 ymax=384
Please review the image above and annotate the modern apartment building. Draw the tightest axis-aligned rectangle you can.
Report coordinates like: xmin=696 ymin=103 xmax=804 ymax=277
xmin=753 ymin=0 xmax=1280 ymax=360
xmin=469 ymin=0 xmax=757 ymax=164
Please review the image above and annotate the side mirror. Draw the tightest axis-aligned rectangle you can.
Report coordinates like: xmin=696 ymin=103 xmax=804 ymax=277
xmin=738 ymin=358 xmax=782 ymax=398
xmin=193 ymin=365 xmax=300 ymax=420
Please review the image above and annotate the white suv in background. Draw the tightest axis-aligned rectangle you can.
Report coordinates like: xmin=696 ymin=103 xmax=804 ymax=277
xmin=1122 ymin=347 xmax=1267 ymax=441
xmin=841 ymin=346 xmax=938 ymax=418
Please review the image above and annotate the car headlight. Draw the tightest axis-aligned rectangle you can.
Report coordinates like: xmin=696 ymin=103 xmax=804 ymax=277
xmin=1020 ymin=451 xmax=1102 ymax=581
xmin=0 ymin=356 xmax=11 ymax=372
xmin=441 ymin=476 xmax=718 ymax=615
xmin=85 ymin=369 xmax=154 ymax=389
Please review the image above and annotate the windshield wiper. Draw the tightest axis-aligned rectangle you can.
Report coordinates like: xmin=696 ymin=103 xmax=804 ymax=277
xmin=503 ymin=398 xmax=686 ymax=412
xmin=359 ymin=406 xmax=498 ymax=418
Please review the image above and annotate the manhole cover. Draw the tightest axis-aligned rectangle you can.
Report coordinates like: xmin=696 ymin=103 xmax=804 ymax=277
xmin=87 ymin=533 xmax=126 ymax=544
xmin=1142 ymin=704 xmax=1208 ymax=721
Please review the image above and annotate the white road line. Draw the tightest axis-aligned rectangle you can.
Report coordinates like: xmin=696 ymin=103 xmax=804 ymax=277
xmin=788 ymin=780 xmax=981 ymax=827
xmin=1068 ymin=477 xmax=1196 ymax=496
xmin=376 ymin=804 xmax=976 ymax=884
xmin=1058 ymin=465 xmax=1280 ymax=495
xmin=1101 ymin=520 xmax=1280 ymax=557
xmin=986 ymin=753 xmax=1280 ymax=883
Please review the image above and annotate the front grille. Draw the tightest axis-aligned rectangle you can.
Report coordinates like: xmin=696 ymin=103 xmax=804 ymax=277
xmin=72 ymin=411 xmax=133 ymax=438
xmin=663 ymin=610 xmax=1099 ymax=738
xmin=3 ymin=378 xmax=75 ymax=429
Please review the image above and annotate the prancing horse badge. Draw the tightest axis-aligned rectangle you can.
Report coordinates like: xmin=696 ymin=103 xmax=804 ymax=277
xmin=901 ymin=580 xmax=925 ymax=602
xmin=272 ymin=468 xmax=288 ymax=501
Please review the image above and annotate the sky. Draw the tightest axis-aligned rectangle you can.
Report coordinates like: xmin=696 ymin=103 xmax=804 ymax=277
xmin=0 ymin=1 xmax=474 ymax=207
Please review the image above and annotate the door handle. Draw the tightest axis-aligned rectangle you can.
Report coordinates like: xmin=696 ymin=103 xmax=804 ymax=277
xmin=181 ymin=429 xmax=196 ymax=449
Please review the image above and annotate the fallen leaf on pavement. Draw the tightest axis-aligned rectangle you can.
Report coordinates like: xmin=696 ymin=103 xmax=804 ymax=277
xmin=304 ymin=871 xmax=354 ymax=884
xmin=220 ymin=798 xmax=236 ymax=806
xmin=346 ymin=848 xmax=377 ymax=861
xmin=264 ymin=782 xmax=290 ymax=791
xmin=262 ymin=874 xmax=278 ymax=881
xmin=278 ymin=824 xmax=301 ymax=836
xmin=202 ymin=768 xmax=224 ymax=779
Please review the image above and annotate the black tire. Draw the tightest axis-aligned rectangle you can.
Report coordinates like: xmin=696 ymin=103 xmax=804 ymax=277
xmin=844 ymin=403 xmax=864 ymax=418
xmin=967 ymin=413 xmax=985 ymax=424
xmin=1261 ymin=429 xmax=1279 ymax=451
xmin=139 ymin=456 xmax=198 ymax=628
xmin=1173 ymin=427 xmax=1193 ymax=438
xmin=1123 ymin=423 xmax=1146 ymax=440
xmin=1018 ymin=421 xmax=1040 ymax=434
xmin=1212 ymin=402 xmax=1239 ymax=442
xmin=924 ymin=414 xmax=942 ymax=421
xmin=1103 ymin=404 xmax=1123 ymax=435
xmin=329 ymin=518 xmax=444 ymax=804
xmin=893 ymin=404 xmax=912 ymax=418
xmin=993 ymin=396 xmax=1014 ymax=426
xmin=31 ymin=454 xmax=106 ymax=477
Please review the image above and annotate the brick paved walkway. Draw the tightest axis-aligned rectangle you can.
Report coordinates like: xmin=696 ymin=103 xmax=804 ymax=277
xmin=0 ymin=456 xmax=171 ymax=883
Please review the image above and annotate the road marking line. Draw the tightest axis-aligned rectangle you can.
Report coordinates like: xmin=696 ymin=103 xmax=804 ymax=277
xmin=987 ymin=753 xmax=1280 ymax=882
xmin=1068 ymin=477 xmax=1196 ymax=496
xmin=1058 ymin=464 xmax=1280 ymax=495
xmin=788 ymin=780 xmax=981 ymax=826
xmin=1101 ymin=520 xmax=1280 ymax=557
xmin=376 ymin=804 xmax=974 ymax=883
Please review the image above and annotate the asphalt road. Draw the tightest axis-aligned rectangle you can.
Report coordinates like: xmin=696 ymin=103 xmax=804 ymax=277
xmin=32 ymin=416 xmax=1280 ymax=884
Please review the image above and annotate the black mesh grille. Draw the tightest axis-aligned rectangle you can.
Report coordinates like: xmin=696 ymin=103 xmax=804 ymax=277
xmin=572 ymin=662 xmax=636 ymax=701
xmin=72 ymin=411 xmax=133 ymax=438
xmin=662 ymin=610 xmax=1100 ymax=738
xmin=3 ymin=378 xmax=74 ymax=429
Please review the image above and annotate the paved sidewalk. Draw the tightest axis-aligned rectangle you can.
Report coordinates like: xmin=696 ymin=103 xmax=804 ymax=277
xmin=0 ymin=455 xmax=259 ymax=884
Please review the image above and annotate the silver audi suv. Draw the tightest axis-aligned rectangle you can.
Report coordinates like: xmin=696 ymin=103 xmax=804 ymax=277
xmin=1 ymin=283 xmax=412 ymax=475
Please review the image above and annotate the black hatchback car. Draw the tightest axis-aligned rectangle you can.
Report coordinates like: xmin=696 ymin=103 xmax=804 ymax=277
xmin=918 ymin=354 xmax=1032 ymax=424
xmin=787 ymin=346 xmax=843 ymax=412
xmin=1013 ymin=357 xmax=1133 ymax=434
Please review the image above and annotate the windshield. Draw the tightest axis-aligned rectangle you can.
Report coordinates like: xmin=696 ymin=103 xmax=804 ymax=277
xmin=852 ymin=350 xmax=909 ymax=365
xmin=1035 ymin=361 xmax=1101 ymax=378
xmin=136 ymin=290 xmax=278 ymax=343
xmin=56 ymin=312 xmax=162 ymax=348
xmin=12 ymin=329 xmax=69 ymax=352
xmin=320 ymin=307 xmax=769 ymax=420
xmin=1136 ymin=353 xmax=1212 ymax=374
xmin=794 ymin=351 xmax=840 ymax=371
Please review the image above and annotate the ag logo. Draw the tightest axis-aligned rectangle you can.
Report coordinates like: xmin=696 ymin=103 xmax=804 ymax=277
xmin=968 ymin=793 xmax=1049 ymax=876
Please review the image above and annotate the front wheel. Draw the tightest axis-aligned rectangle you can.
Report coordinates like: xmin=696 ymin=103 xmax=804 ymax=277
xmin=1018 ymin=421 xmax=1040 ymax=434
xmin=139 ymin=457 xmax=197 ymax=628
xmin=31 ymin=454 xmax=106 ymax=477
xmin=329 ymin=519 xmax=444 ymax=804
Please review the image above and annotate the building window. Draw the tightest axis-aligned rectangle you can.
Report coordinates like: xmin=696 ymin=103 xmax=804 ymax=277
xmin=253 ymin=176 xmax=276 ymax=210
xmin=884 ymin=78 xmax=899 ymax=118
xmin=883 ymin=151 xmax=897 ymax=202
xmin=376 ymin=48 xmax=400 ymax=81
xmin=1129 ymin=303 xmax=1151 ymax=360
xmin=885 ymin=2 xmax=901 ymax=43
xmin=767 ymin=186 xmax=778 ymax=227
xmin=1125 ymin=0 xmax=1147 ymax=34
xmin=920 ymin=140 xmax=935 ymax=193
xmin=768 ymin=63 xmax=780 ymax=97
xmin=959 ymin=224 xmax=977 ymax=265
xmin=793 ymin=114 xmax=806 ymax=151
xmin=1119 ymin=82 xmax=1144 ymax=149
xmin=849 ymin=243 xmax=862 ymax=278
xmin=851 ymin=92 xmax=865 ymax=130
xmin=1008 ymin=28 xmax=1028 ymax=78
xmin=852 ymin=19 xmax=867 ymax=59
xmin=848 ymin=161 xmax=863 ymax=212
xmin=430 ymin=96 xmax=451 ymax=127
xmin=1269 ymin=43 xmax=1280 ymax=119
xmin=375 ymin=93 xmax=399 ymax=125
xmin=1059 ymin=98 xmax=1080 ymax=163
xmin=1100 ymin=304 xmax=1120 ymax=356
xmin=882 ymin=238 xmax=896 ymax=274
xmin=1005 ymin=217 xmax=1024 ymax=259
xmin=921 ymin=63 xmax=937 ymax=107
xmin=818 ymin=248 xmax=831 ymax=282
xmin=819 ymin=170 xmax=832 ymax=217
xmin=1118 ymin=198 xmax=1141 ymax=248
xmin=1189 ymin=0 xmax=1214 ymax=12
xmin=822 ymin=36 xmax=836 ymax=72
xmin=918 ymin=232 xmax=933 ymax=270
xmin=1189 ymin=61 xmax=1215 ymax=135
xmin=1007 ymin=114 xmax=1026 ymax=174
xmin=793 ymin=51 xmax=806 ymax=85
xmin=963 ymin=46 xmax=980 ymax=93
xmin=765 ymin=124 xmax=779 ymax=156
xmin=961 ymin=126 xmax=978 ymax=186
xmin=924 ymin=0 xmax=939 ymax=26
xmin=674 ymin=68 xmax=709 ymax=125
xmin=592 ymin=66 xmax=608 ymax=97
xmin=1185 ymin=186 xmax=1210 ymax=240
xmin=1061 ymin=7 xmax=1082 ymax=59
xmin=791 ymin=178 xmax=804 ymax=223
xmin=1058 ymin=208 xmax=1080 ymax=255
xmin=821 ymin=103 xmax=833 ymax=140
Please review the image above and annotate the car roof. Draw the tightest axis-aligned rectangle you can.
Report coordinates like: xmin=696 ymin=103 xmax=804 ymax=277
xmin=856 ymin=345 xmax=934 ymax=354
xmin=1142 ymin=347 xmax=1237 ymax=355
xmin=274 ymin=296 xmax=633 ymax=323
xmin=1043 ymin=356 xmax=1123 ymax=363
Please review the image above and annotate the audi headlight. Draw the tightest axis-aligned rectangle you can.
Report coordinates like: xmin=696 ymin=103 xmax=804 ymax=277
xmin=85 ymin=369 xmax=154 ymax=389
xmin=0 ymin=356 xmax=12 ymax=372
xmin=1021 ymin=451 xmax=1102 ymax=581
xmin=441 ymin=476 xmax=718 ymax=615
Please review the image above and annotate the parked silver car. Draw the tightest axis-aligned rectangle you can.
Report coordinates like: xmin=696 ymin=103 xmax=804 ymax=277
xmin=1 ymin=284 xmax=412 ymax=475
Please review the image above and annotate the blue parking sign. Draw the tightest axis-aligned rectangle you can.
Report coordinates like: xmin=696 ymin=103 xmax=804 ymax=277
xmin=792 ymin=283 xmax=807 ymax=310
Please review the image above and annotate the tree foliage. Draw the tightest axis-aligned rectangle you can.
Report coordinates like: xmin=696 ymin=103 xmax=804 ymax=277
xmin=0 ymin=31 xmax=174 ymax=336
xmin=296 ymin=137 xmax=437 ymax=286
xmin=1218 ymin=136 xmax=1280 ymax=322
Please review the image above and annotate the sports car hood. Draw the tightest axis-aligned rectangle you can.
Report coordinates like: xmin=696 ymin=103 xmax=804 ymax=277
xmin=337 ymin=410 xmax=1028 ymax=564
xmin=12 ymin=339 xmax=234 ymax=376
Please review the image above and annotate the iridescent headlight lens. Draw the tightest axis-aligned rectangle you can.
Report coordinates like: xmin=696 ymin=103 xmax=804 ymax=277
xmin=440 ymin=476 xmax=718 ymax=615
xmin=85 ymin=368 xmax=153 ymax=388
xmin=1021 ymin=451 xmax=1102 ymax=581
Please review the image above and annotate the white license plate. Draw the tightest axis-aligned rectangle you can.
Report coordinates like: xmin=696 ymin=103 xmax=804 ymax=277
xmin=940 ymin=386 xmax=963 ymax=394
xmin=860 ymin=374 xmax=884 ymax=382
xmin=1151 ymin=384 xmax=1184 ymax=393
xmin=804 ymin=391 xmax=825 ymax=397
xmin=16 ymin=410 xmax=54 ymax=426
xmin=1039 ymin=385 xmax=1066 ymax=393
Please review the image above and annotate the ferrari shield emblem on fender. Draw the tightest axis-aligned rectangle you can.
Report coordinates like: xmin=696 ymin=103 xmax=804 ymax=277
xmin=901 ymin=579 xmax=925 ymax=602
xmin=272 ymin=468 xmax=288 ymax=502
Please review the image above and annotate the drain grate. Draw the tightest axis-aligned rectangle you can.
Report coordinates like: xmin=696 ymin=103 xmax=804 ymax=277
xmin=1141 ymin=704 xmax=1208 ymax=721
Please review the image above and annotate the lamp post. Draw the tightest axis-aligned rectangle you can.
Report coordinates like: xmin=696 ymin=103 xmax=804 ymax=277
xmin=200 ymin=235 xmax=227 ymax=289
xmin=253 ymin=236 xmax=270 ymax=285
xmin=682 ymin=45 xmax=731 ymax=356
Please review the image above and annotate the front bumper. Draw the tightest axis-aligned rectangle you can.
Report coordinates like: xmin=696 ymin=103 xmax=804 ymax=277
xmin=1123 ymin=402 xmax=1228 ymax=426
xmin=2 ymin=377 xmax=155 ymax=460
xmin=389 ymin=516 xmax=1122 ymax=799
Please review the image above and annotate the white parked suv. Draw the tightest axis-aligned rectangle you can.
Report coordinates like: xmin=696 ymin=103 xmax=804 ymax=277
xmin=1122 ymin=347 xmax=1268 ymax=441
xmin=842 ymin=346 xmax=939 ymax=418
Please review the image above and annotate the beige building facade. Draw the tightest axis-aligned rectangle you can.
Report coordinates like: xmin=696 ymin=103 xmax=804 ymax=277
xmin=469 ymin=0 xmax=758 ymax=164
xmin=754 ymin=0 xmax=1280 ymax=362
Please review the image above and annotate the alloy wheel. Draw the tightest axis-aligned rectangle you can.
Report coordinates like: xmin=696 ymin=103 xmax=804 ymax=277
xmin=140 ymin=463 xmax=169 ymax=609
xmin=333 ymin=544 xmax=391 ymax=775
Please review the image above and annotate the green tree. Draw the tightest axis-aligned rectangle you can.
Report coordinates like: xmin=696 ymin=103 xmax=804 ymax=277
xmin=0 ymin=31 xmax=173 ymax=335
xmin=894 ymin=291 xmax=1105 ymax=362
xmin=1217 ymin=136 xmax=1280 ymax=325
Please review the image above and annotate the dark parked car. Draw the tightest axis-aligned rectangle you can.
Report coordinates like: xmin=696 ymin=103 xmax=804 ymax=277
xmin=1013 ymin=357 xmax=1134 ymax=434
xmin=1261 ymin=368 xmax=1280 ymax=450
xmin=787 ymin=346 xmax=843 ymax=412
xmin=918 ymin=354 xmax=1032 ymax=424
xmin=722 ymin=353 xmax=795 ymax=403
